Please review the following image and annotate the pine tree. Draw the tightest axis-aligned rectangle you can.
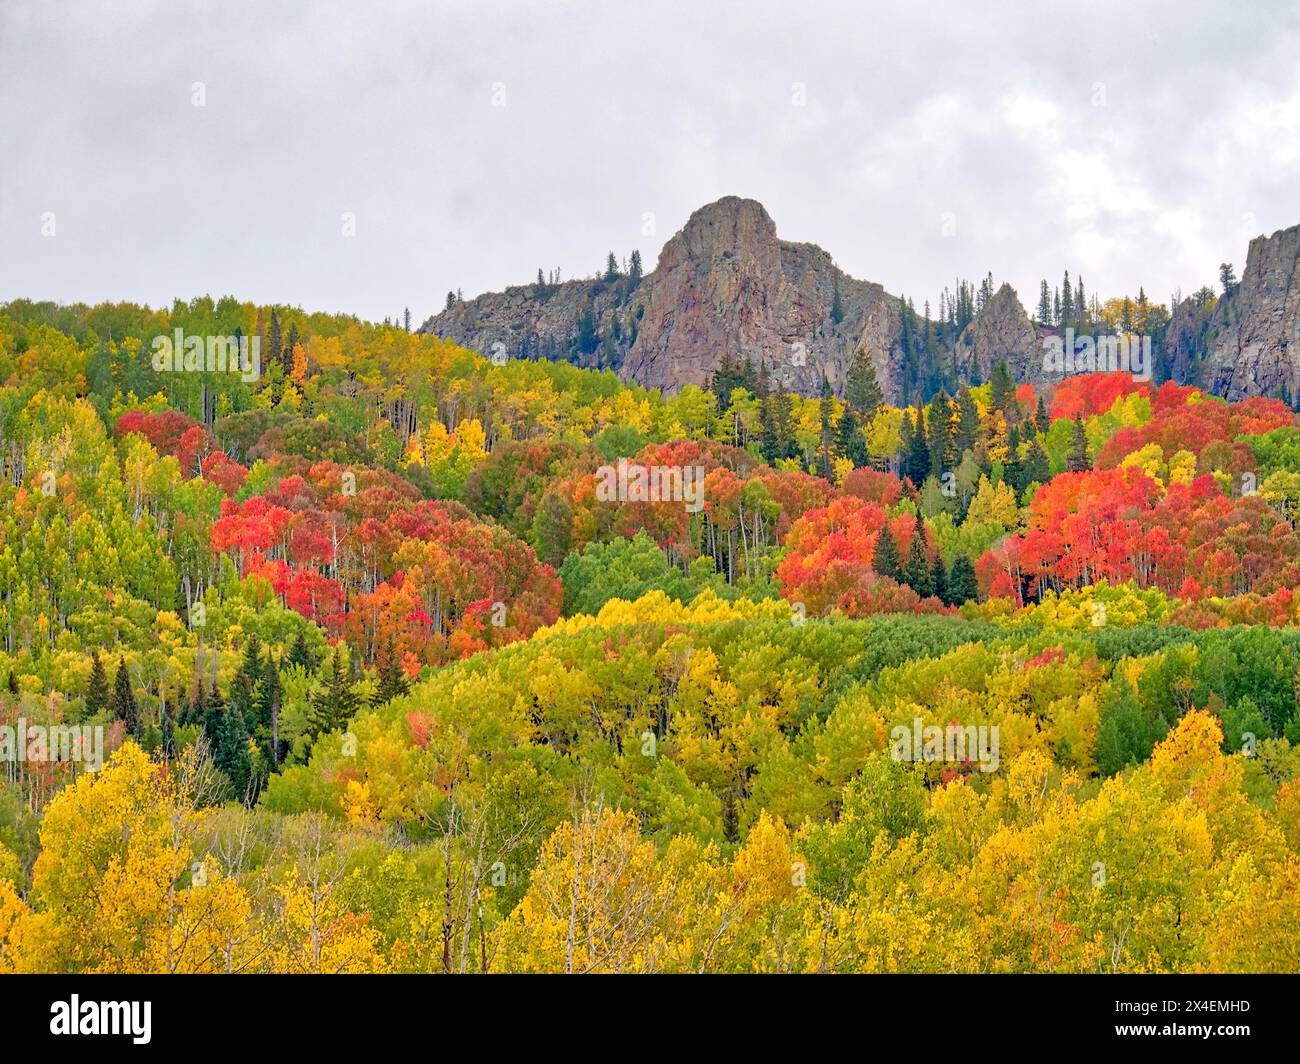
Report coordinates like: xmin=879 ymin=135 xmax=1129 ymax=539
xmin=928 ymin=390 xmax=953 ymax=474
xmin=873 ymin=524 xmax=901 ymax=580
xmin=268 ymin=309 xmax=283 ymax=372
xmin=628 ymin=249 xmax=643 ymax=285
xmin=287 ymin=630 xmax=316 ymax=671
xmin=906 ymin=406 xmax=931 ymax=483
xmin=161 ymin=705 xmax=177 ymax=761
xmin=898 ymin=410 xmax=915 ymax=477
xmin=844 ymin=349 xmax=883 ymax=418
xmin=817 ymin=377 xmax=834 ymax=479
xmin=109 ymin=657 xmax=140 ymax=736
xmin=86 ymin=652 xmax=110 ymax=715
xmin=990 ymin=359 xmax=1015 ymax=413
xmin=215 ymin=697 xmax=254 ymax=799
xmin=835 ymin=407 xmax=867 ymax=467
xmin=258 ymin=656 xmax=284 ymax=764
xmin=947 ymin=554 xmax=978 ymax=603
xmin=307 ymin=648 xmax=361 ymax=740
xmin=1068 ymin=416 xmax=1090 ymax=471
xmin=931 ymin=554 xmax=948 ymax=605
xmin=955 ymin=389 xmax=979 ymax=454
xmin=830 ymin=272 xmax=845 ymax=326
xmin=372 ymin=641 xmax=410 ymax=706
xmin=904 ymin=530 xmax=934 ymax=596
xmin=1036 ymin=280 xmax=1052 ymax=324
xmin=1024 ymin=439 xmax=1050 ymax=487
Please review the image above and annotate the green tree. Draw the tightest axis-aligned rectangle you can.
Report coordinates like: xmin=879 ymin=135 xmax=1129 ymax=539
xmin=873 ymin=523 xmax=901 ymax=581
xmin=109 ymin=657 xmax=140 ymax=737
xmin=85 ymin=653 xmax=110 ymax=716
xmin=844 ymin=349 xmax=883 ymax=418
xmin=306 ymin=648 xmax=361 ymax=741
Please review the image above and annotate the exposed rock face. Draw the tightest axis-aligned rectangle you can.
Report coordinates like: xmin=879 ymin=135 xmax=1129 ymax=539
xmin=419 ymin=196 xmax=1044 ymax=402
xmin=1194 ymin=224 xmax=1300 ymax=399
xmin=955 ymin=283 xmax=1044 ymax=388
xmin=618 ymin=197 xmax=901 ymax=397
xmin=418 ymin=271 xmax=636 ymax=373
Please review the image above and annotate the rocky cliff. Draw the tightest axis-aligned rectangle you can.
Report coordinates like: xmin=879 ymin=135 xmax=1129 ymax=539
xmin=955 ymin=282 xmax=1045 ymax=388
xmin=420 ymin=197 xmax=1055 ymax=402
xmin=1185 ymin=224 xmax=1300 ymax=399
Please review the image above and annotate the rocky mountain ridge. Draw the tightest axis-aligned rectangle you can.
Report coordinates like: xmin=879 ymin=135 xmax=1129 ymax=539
xmin=420 ymin=198 xmax=1300 ymax=403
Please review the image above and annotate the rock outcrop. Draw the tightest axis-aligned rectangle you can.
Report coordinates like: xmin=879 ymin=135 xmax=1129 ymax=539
xmin=955 ymin=283 xmax=1045 ymax=389
xmin=419 ymin=197 xmax=1050 ymax=402
xmin=1191 ymin=224 xmax=1300 ymax=399
xmin=617 ymin=197 xmax=902 ymax=397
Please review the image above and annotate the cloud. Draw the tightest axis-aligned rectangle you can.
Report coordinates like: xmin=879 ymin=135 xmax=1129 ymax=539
xmin=2 ymin=0 xmax=1298 ymax=323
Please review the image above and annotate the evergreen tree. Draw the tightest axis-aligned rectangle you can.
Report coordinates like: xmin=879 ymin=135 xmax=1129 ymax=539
xmin=835 ymin=407 xmax=867 ymax=467
xmin=287 ymin=630 xmax=316 ymax=671
xmin=898 ymin=410 xmax=915 ymax=477
xmin=373 ymin=641 xmax=411 ymax=705
xmin=1023 ymin=439 xmax=1051 ymax=488
xmin=161 ymin=705 xmax=177 ymax=761
xmin=931 ymin=554 xmax=948 ymax=605
xmin=268 ymin=309 xmax=282 ymax=371
xmin=1036 ymin=280 xmax=1052 ymax=324
xmin=817 ymin=377 xmax=834 ymax=479
xmin=906 ymin=406 xmax=931 ymax=483
xmin=257 ymin=656 xmax=284 ymax=764
xmin=576 ymin=302 xmax=598 ymax=354
xmin=1068 ymin=416 xmax=1090 ymax=471
xmin=873 ymin=523 xmax=901 ymax=580
xmin=830 ymin=272 xmax=845 ymax=326
xmin=215 ymin=697 xmax=254 ymax=799
xmin=628 ymin=249 xmax=643 ymax=285
xmin=955 ymin=389 xmax=979 ymax=454
xmin=844 ymin=349 xmax=883 ymax=418
xmin=109 ymin=657 xmax=140 ymax=737
xmin=904 ymin=530 xmax=934 ymax=596
xmin=947 ymin=554 xmax=978 ymax=603
xmin=604 ymin=252 xmax=620 ymax=282
xmin=989 ymin=359 xmax=1015 ymax=413
xmin=928 ymin=390 xmax=952 ymax=474
xmin=86 ymin=652 xmax=110 ymax=715
xmin=307 ymin=648 xmax=361 ymax=740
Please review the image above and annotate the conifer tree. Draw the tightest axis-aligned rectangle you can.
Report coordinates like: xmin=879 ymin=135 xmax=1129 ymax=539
xmin=904 ymin=530 xmax=934 ymax=596
xmin=86 ymin=652 xmax=110 ymax=715
xmin=844 ymin=349 xmax=883 ymax=418
xmin=109 ymin=657 xmax=140 ymax=737
xmin=947 ymin=554 xmax=979 ymax=603
xmin=307 ymin=647 xmax=361 ymax=740
xmin=931 ymin=553 xmax=948 ymax=605
xmin=1068 ymin=416 xmax=1090 ymax=471
xmin=873 ymin=523 xmax=901 ymax=580
xmin=373 ymin=641 xmax=411 ymax=705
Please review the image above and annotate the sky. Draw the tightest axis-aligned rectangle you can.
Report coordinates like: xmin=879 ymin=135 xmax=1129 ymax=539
xmin=3 ymin=0 xmax=1299 ymax=326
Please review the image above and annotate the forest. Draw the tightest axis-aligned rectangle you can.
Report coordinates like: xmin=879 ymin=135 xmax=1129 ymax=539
xmin=1 ymin=295 xmax=1299 ymax=973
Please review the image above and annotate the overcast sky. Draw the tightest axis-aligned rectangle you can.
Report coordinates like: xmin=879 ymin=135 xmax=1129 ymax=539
xmin=3 ymin=0 xmax=1299 ymax=326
